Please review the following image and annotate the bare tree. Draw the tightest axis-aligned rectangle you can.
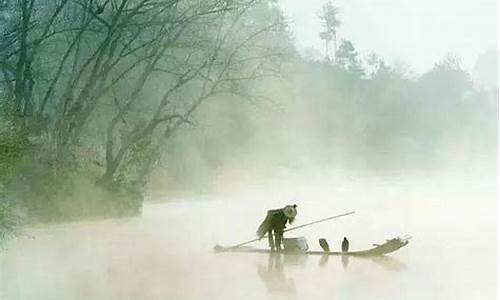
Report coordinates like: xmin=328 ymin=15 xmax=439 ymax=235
xmin=97 ymin=1 xmax=287 ymax=185
xmin=1 ymin=0 xmax=289 ymax=190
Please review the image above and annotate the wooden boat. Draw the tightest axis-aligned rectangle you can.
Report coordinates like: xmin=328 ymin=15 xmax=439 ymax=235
xmin=214 ymin=237 xmax=410 ymax=257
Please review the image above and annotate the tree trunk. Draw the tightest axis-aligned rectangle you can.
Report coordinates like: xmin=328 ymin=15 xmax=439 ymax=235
xmin=333 ymin=33 xmax=337 ymax=63
xmin=14 ymin=0 xmax=32 ymax=115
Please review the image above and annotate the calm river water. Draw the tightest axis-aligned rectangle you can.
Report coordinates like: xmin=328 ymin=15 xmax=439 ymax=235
xmin=0 ymin=168 xmax=497 ymax=300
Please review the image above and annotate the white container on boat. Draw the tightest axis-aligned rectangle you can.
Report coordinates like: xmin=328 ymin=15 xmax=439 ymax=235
xmin=282 ymin=237 xmax=309 ymax=252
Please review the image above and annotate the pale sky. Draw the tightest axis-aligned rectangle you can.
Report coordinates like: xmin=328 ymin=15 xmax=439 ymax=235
xmin=278 ymin=0 xmax=498 ymax=74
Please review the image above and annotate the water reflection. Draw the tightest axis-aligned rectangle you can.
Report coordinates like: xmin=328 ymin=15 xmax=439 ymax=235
xmin=319 ymin=254 xmax=329 ymax=267
xmin=323 ymin=254 xmax=405 ymax=272
xmin=283 ymin=253 xmax=308 ymax=266
xmin=370 ymin=255 xmax=407 ymax=272
xmin=257 ymin=253 xmax=297 ymax=296
xmin=257 ymin=253 xmax=405 ymax=297
xmin=341 ymin=255 xmax=349 ymax=269
xmin=318 ymin=254 xmax=350 ymax=269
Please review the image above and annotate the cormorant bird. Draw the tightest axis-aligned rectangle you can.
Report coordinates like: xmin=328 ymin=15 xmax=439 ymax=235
xmin=319 ymin=238 xmax=330 ymax=252
xmin=341 ymin=237 xmax=349 ymax=253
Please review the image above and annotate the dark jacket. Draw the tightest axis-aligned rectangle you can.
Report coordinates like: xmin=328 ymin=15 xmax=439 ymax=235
xmin=256 ymin=209 xmax=290 ymax=238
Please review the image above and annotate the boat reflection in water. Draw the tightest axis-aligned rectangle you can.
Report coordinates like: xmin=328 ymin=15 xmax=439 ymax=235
xmin=257 ymin=252 xmax=406 ymax=295
xmin=319 ymin=253 xmax=351 ymax=268
xmin=370 ymin=255 xmax=407 ymax=272
xmin=334 ymin=253 xmax=406 ymax=272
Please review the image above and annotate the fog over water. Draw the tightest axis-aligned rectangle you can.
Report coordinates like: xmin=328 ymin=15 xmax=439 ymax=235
xmin=0 ymin=0 xmax=497 ymax=299
xmin=1 ymin=164 xmax=496 ymax=300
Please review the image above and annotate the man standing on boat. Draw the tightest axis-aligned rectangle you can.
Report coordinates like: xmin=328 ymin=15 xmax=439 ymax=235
xmin=256 ymin=205 xmax=297 ymax=252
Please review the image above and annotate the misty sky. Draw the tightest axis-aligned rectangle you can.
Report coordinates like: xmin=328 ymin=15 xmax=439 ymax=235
xmin=278 ymin=0 xmax=498 ymax=74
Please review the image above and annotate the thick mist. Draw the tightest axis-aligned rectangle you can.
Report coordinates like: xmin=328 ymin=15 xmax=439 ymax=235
xmin=279 ymin=0 xmax=498 ymax=73
xmin=152 ymin=54 xmax=497 ymax=198
xmin=1 ymin=168 xmax=497 ymax=300
xmin=0 ymin=0 xmax=497 ymax=300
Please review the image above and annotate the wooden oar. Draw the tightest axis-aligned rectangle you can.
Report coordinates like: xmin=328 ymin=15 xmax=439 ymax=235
xmin=214 ymin=210 xmax=355 ymax=251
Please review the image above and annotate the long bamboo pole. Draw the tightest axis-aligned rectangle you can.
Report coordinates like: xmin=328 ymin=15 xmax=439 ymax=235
xmin=215 ymin=211 xmax=355 ymax=250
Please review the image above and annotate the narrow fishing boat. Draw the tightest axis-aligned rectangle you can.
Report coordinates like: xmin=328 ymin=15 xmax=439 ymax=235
xmin=214 ymin=211 xmax=410 ymax=256
xmin=214 ymin=236 xmax=410 ymax=257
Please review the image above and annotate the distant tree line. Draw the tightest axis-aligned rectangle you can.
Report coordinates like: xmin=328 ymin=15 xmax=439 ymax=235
xmin=155 ymin=2 xmax=497 ymax=193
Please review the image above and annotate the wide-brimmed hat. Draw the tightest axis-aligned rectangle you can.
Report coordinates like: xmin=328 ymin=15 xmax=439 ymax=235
xmin=283 ymin=205 xmax=297 ymax=218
